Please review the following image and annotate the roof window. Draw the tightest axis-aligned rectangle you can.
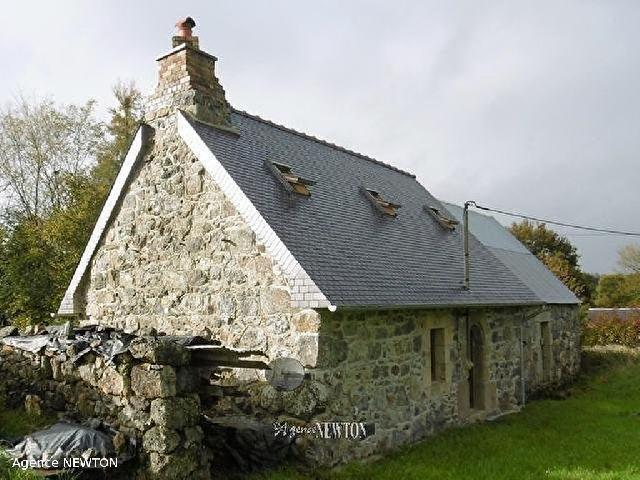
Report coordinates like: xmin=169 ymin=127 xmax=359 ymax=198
xmin=267 ymin=161 xmax=315 ymax=196
xmin=363 ymin=188 xmax=401 ymax=217
xmin=425 ymin=205 xmax=459 ymax=231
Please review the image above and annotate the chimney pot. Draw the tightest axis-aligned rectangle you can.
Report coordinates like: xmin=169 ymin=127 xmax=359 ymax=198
xmin=175 ymin=17 xmax=196 ymax=38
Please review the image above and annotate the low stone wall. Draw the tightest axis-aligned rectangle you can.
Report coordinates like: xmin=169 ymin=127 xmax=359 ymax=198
xmin=0 ymin=335 xmax=211 ymax=480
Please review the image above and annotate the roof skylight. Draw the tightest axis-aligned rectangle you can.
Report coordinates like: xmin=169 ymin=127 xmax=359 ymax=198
xmin=267 ymin=161 xmax=316 ymax=196
xmin=425 ymin=205 xmax=459 ymax=231
xmin=363 ymin=188 xmax=401 ymax=217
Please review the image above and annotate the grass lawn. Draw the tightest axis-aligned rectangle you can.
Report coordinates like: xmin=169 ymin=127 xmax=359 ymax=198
xmin=257 ymin=348 xmax=640 ymax=480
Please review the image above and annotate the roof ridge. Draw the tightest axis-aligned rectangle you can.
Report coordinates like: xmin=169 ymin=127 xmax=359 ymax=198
xmin=232 ymin=108 xmax=416 ymax=178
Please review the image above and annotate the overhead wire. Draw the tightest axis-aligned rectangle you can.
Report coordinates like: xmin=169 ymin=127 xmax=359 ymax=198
xmin=464 ymin=201 xmax=640 ymax=237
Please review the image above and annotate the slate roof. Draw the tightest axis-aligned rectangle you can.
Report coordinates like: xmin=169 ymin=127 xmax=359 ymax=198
xmin=186 ymin=110 xmax=544 ymax=308
xmin=442 ymin=202 xmax=579 ymax=305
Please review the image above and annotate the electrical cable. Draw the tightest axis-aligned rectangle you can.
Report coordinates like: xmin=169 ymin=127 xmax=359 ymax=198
xmin=464 ymin=201 xmax=640 ymax=237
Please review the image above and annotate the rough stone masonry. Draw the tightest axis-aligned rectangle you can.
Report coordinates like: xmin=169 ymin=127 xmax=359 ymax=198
xmin=0 ymin=332 xmax=212 ymax=479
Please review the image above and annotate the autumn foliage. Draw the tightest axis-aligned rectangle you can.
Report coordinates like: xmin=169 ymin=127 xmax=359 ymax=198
xmin=583 ymin=310 xmax=640 ymax=347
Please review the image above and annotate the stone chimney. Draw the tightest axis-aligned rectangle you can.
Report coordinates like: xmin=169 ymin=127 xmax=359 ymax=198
xmin=146 ymin=17 xmax=231 ymax=127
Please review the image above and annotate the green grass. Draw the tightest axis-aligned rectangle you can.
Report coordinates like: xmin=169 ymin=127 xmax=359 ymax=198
xmin=0 ymin=400 xmax=58 ymax=480
xmin=0 ymin=404 xmax=54 ymax=440
xmin=0 ymin=454 xmax=43 ymax=480
xmin=257 ymin=348 xmax=640 ymax=480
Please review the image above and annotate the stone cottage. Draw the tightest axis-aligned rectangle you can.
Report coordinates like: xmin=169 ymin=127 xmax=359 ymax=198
xmin=57 ymin=18 xmax=581 ymax=464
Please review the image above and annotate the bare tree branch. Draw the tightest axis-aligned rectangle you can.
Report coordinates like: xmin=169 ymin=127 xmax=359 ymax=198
xmin=619 ymin=244 xmax=640 ymax=274
xmin=0 ymin=96 xmax=106 ymax=220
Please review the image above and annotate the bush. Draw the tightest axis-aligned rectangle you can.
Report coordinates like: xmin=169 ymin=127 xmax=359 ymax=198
xmin=583 ymin=311 xmax=640 ymax=347
xmin=594 ymin=273 xmax=640 ymax=307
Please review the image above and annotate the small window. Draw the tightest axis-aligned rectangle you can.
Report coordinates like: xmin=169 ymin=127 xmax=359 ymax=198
xmin=363 ymin=188 xmax=401 ymax=217
xmin=425 ymin=205 xmax=459 ymax=231
xmin=267 ymin=160 xmax=316 ymax=196
xmin=430 ymin=328 xmax=446 ymax=382
xmin=540 ymin=321 xmax=552 ymax=381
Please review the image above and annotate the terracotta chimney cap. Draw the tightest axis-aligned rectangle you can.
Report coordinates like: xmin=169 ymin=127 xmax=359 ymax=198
xmin=175 ymin=17 xmax=196 ymax=38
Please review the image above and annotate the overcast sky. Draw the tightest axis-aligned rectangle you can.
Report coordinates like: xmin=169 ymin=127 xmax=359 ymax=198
xmin=1 ymin=0 xmax=638 ymax=273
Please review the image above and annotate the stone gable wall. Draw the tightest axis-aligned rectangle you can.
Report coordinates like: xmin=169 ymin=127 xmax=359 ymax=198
xmin=81 ymin=119 xmax=318 ymax=368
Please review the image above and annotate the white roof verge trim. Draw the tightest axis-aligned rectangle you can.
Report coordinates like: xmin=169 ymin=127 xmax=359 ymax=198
xmin=58 ymin=126 xmax=147 ymax=315
xmin=177 ymin=112 xmax=335 ymax=310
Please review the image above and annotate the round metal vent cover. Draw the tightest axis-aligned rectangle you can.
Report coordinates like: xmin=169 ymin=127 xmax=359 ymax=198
xmin=265 ymin=357 xmax=305 ymax=391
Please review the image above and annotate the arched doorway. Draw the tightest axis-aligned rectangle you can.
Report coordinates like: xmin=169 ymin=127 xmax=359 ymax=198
xmin=468 ymin=324 xmax=486 ymax=410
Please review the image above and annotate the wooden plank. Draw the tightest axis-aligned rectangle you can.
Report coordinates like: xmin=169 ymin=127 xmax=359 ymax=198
xmin=191 ymin=358 xmax=270 ymax=369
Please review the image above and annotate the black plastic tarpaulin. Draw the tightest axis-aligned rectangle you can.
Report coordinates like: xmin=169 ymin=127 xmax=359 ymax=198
xmin=6 ymin=422 xmax=119 ymax=468
xmin=0 ymin=323 xmax=134 ymax=363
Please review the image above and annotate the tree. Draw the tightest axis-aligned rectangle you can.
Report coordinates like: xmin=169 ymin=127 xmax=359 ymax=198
xmin=0 ymin=218 xmax=59 ymax=323
xmin=618 ymin=243 xmax=640 ymax=274
xmin=0 ymin=225 xmax=8 ymax=325
xmin=0 ymin=96 xmax=105 ymax=219
xmin=593 ymin=244 xmax=640 ymax=307
xmin=70 ymin=81 xmax=143 ymax=251
xmin=0 ymin=97 xmax=106 ymax=322
xmin=509 ymin=220 xmax=591 ymax=300
xmin=582 ymin=272 xmax=600 ymax=304
xmin=93 ymin=81 xmax=143 ymax=190
xmin=0 ymin=84 xmax=142 ymax=324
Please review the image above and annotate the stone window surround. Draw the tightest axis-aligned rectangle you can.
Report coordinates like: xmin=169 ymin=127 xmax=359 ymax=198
xmin=538 ymin=317 xmax=555 ymax=381
xmin=429 ymin=327 xmax=446 ymax=383
xmin=423 ymin=315 xmax=453 ymax=396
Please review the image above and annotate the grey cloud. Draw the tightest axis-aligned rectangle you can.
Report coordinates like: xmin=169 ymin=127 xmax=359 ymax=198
xmin=1 ymin=0 xmax=638 ymax=272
